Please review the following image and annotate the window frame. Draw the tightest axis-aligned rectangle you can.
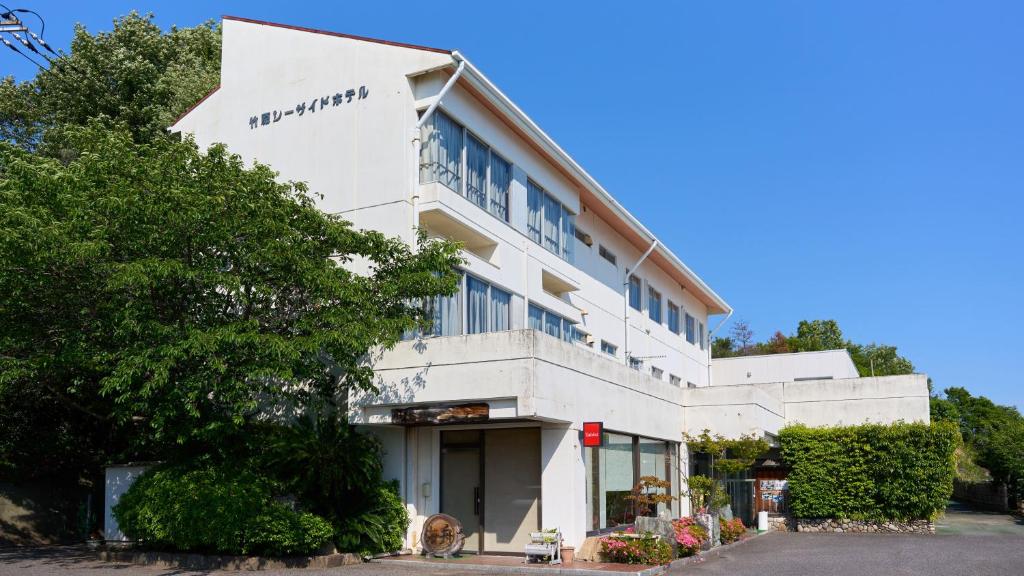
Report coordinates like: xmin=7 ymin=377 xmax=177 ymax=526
xmin=601 ymin=340 xmax=618 ymax=357
xmin=667 ymin=301 xmax=680 ymax=334
xmin=685 ymin=313 xmax=696 ymax=344
xmin=648 ymin=286 xmax=662 ymax=323
xmin=628 ymin=275 xmax=642 ymax=311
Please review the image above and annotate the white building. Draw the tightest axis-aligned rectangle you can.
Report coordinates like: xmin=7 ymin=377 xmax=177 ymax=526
xmin=170 ymin=16 xmax=929 ymax=553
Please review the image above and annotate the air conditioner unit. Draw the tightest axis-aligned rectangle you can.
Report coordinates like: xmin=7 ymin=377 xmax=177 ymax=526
xmin=585 ymin=334 xmax=595 ymax=345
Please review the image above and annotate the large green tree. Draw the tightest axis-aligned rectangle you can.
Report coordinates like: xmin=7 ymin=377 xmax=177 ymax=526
xmin=2 ymin=12 xmax=220 ymax=148
xmin=1 ymin=124 xmax=461 ymax=462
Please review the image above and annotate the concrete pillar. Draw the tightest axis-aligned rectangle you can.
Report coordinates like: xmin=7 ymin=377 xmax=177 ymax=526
xmin=540 ymin=423 xmax=587 ymax=548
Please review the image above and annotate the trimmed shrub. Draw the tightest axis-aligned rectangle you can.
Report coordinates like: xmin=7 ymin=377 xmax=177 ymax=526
xmin=779 ymin=422 xmax=958 ymax=521
xmin=113 ymin=465 xmax=333 ymax=556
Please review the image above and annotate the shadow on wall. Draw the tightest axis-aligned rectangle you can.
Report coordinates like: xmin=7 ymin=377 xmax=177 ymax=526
xmin=352 ymin=341 xmax=432 ymax=409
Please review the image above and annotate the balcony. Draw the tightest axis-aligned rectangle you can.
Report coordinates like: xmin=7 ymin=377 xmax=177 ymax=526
xmin=350 ymin=329 xmax=685 ymax=443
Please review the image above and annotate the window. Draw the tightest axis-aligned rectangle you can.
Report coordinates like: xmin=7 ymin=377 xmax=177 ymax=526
xmin=599 ymin=245 xmax=617 ymax=266
xmin=628 ymin=275 xmax=642 ymax=311
xmin=667 ymin=302 xmax=680 ymax=334
xmin=420 ymin=111 xmax=510 ymax=222
xmin=687 ymin=381 xmax=697 ymax=389
xmin=526 ymin=180 xmax=575 ymax=263
xmin=629 ymin=356 xmax=643 ymax=371
xmin=404 ymin=271 xmax=512 ymax=339
xmin=575 ymin=329 xmax=592 ymax=346
xmin=669 ymin=374 xmax=682 ymax=386
xmin=601 ymin=340 xmax=618 ymax=357
xmin=651 ymin=366 xmax=664 ymax=380
xmin=586 ymin=433 xmax=677 ymax=530
xmin=419 ymin=110 xmax=462 ymax=191
xmin=699 ymin=321 xmax=706 ymax=351
xmin=648 ymin=286 xmax=662 ymax=323
xmin=529 ymin=303 xmax=577 ymax=342
xmin=490 ymin=153 xmax=511 ymax=221
xmin=685 ymin=313 xmax=696 ymax=344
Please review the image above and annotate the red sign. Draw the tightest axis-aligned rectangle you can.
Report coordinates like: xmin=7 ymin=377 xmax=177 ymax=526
xmin=582 ymin=422 xmax=603 ymax=447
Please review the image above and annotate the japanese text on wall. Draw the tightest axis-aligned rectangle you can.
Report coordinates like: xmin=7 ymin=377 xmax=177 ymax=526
xmin=249 ymin=85 xmax=369 ymax=130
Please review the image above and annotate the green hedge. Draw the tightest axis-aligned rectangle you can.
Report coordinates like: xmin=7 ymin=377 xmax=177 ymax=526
xmin=113 ymin=465 xmax=334 ymax=556
xmin=779 ymin=422 xmax=958 ymax=521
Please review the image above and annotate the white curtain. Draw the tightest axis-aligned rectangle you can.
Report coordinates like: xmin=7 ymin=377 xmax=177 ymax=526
xmin=527 ymin=181 xmax=543 ymax=244
xmin=561 ymin=208 xmax=575 ymax=263
xmin=543 ymin=193 xmax=560 ymax=254
xmin=466 ymin=134 xmax=488 ymax=209
xmin=491 ymin=287 xmax=510 ymax=331
xmin=489 ymin=154 xmax=511 ymax=222
xmin=528 ymin=304 xmax=544 ymax=332
xmin=422 ymin=111 xmax=462 ymax=191
xmin=467 ymin=276 xmax=488 ymax=334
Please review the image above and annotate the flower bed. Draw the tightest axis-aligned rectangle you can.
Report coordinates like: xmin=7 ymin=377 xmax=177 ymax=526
xmin=599 ymin=530 xmax=673 ymax=565
xmin=719 ymin=517 xmax=746 ymax=544
xmin=671 ymin=517 xmax=708 ymax=557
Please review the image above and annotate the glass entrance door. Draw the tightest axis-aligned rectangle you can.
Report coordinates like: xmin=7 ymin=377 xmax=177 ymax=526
xmin=440 ymin=431 xmax=482 ymax=553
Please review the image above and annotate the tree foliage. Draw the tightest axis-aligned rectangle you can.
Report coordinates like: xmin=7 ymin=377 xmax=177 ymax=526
xmin=2 ymin=12 xmax=220 ymax=148
xmin=0 ymin=123 xmax=462 ymax=461
xmin=779 ymin=422 xmax=958 ymax=521
xmin=710 ymin=318 xmax=915 ymax=379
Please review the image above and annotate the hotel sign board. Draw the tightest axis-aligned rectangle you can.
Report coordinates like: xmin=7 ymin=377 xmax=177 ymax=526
xmin=582 ymin=422 xmax=603 ymax=447
xmin=247 ymin=85 xmax=369 ymax=130
xmin=391 ymin=402 xmax=489 ymax=425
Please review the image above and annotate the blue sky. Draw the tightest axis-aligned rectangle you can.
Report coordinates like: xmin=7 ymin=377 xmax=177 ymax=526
xmin=5 ymin=1 xmax=1022 ymax=409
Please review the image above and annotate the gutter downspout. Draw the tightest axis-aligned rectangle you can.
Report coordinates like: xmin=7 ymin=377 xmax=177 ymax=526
xmin=410 ymin=56 xmax=466 ymax=243
xmin=623 ymin=240 xmax=658 ymax=366
xmin=706 ymin=309 xmax=733 ymax=386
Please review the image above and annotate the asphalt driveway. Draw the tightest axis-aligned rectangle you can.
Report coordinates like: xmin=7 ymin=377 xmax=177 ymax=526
xmin=673 ymin=501 xmax=1024 ymax=576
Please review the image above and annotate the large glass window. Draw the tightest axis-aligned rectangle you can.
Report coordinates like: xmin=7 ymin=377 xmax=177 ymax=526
xmin=404 ymin=272 xmax=513 ymax=339
xmin=489 ymin=154 xmax=511 ymax=222
xmin=586 ymin=433 xmax=678 ymax=531
xmin=419 ymin=110 xmax=463 ymax=191
xmin=685 ymin=313 xmax=696 ymax=344
xmin=668 ymin=302 xmax=680 ymax=334
xmin=420 ymin=112 xmax=511 ymax=222
xmin=526 ymin=180 xmax=575 ymax=264
xmin=465 ymin=133 xmax=489 ymax=209
xmin=528 ymin=303 xmax=577 ymax=343
xmin=648 ymin=287 xmax=662 ymax=323
xmin=628 ymin=276 xmax=642 ymax=311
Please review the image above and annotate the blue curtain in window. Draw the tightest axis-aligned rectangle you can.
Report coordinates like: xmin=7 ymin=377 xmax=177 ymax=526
xmin=562 ymin=319 xmax=576 ymax=342
xmin=544 ymin=311 xmax=561 ymax=338
xmin=685 ymin=314 xmax=695 ymax=343
xmin=491 ymin=287 xmax=510 ymax=331
xmin=629 ymin=276 xmax=642 ymax=310
xmin=528 ymin=304 xmax=544 ymax=332
xmin=668 ymin=304 xmax=680 ymax=333
xmin=527 ymin=181 xmax=543 ymax=244
xmin=425 ymin=111 xmax=462 ymax=191
xmin=561 ymin=208 xmax=575 ymax=263
xmin=648 ymin=288 xmax=661 ymax=323
xmin=489 ymin=155 xmax=511 ymax=222
xmin=466 ymin=134 xmax=488 ymax=209
xmin=467 ymin=276 xmax=488 ymax=334
xmin=543 ymin=193 xmax=560 ymax=254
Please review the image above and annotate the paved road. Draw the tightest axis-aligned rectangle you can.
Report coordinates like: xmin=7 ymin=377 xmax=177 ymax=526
xmin=1 ymin=503 xmax=1020 ymax=576
xmin=673 ymin=502 xmax=1024 ymax=576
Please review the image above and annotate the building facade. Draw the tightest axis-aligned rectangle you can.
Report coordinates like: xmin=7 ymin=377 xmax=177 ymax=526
xmin=170 ymin=16 xmax=929 ymax=553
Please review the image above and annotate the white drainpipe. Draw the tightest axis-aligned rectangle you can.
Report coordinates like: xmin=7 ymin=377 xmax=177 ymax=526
xmin=623 ymin=240 xmax=658 ymax=366
xmin=410 ymin=56 xmax=466 ymax=242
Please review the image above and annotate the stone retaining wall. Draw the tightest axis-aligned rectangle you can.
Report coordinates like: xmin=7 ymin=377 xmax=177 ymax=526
xmin=795 ymin=518 xmax=934 ymax=534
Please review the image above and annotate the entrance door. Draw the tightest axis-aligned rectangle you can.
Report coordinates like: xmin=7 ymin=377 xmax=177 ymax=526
xmin=440 ymin=431 xmax=482 ymax=553
xmin=440 ymin=428 xmax=541 ymax=555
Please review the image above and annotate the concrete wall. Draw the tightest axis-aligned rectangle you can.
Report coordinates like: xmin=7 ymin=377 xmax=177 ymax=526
xmin=712 ymin=349 xmax=859 ymax=386
xmin=104 ymin=465 xmax=150 ymax=542
xmin=682 ymin=374 xmax=930 ymax=437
